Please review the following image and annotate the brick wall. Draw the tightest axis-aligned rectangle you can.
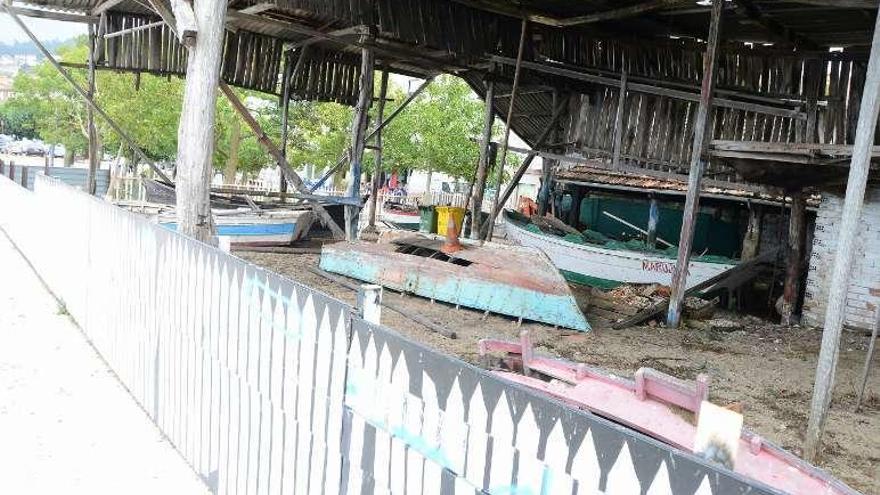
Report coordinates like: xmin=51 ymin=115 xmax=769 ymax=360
xmin=803 ymin=188 xmax=880 ymax=330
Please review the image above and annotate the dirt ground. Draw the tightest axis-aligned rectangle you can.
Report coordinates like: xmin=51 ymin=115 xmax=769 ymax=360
xmin=241 ymin=250 xmax=880 ymax=494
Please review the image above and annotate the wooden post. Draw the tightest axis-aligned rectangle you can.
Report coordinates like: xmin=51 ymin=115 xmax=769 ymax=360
xmin=666 ymin=0 xmax=723 ymax=329
xmin=781 ymin=192 xmax=807 ymax=325
xmin=86 ymin=23 xmax=98 ymax=195
xmin=805 ymin=5 xmax=880 ymax=462
xmin=471 ymin=66 xmax=496 ymax=240
xmin=173 ymin=0 xmax=226 ymax=244
xmin=647 ymin=195 xmax=659 ymax=247
xmin=855 ymin=309 xmax=880 ymax=412
xmin=486 ymin=18 xmax=528 ymax=241
xmin=741 ymin=204 xmax=763 ymax=261
xmin=279 ymin=52 xmax=293 ymax=195
xmin=538 ymin=91 xmax=559 ymax=217
xmin=220 ymin=83 xmax=345 ymax=238
xmin=366 ymin=70 xmax=389 ymax=231
xmin=611 ymin=71 xmax=628 ymax=170
xmin=345 ymin=38 xmax=375 ymax=241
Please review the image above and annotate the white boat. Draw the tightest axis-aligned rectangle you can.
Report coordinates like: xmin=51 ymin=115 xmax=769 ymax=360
xmin=379 ymin=201 xmax=420 ymax=230
xmin=503 ymin=210 xmax=735 ymax=289
xmin=158 ymin=209 xmax=314 ymax=246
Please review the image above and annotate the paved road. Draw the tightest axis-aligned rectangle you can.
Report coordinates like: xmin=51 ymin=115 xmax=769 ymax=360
xmin=0 ymin=231 xmax=209 ymax=494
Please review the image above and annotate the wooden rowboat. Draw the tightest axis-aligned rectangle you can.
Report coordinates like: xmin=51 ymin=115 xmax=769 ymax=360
xmin=379 ymin=201 xmax=420 ymax=230
xmin=158 ymin=209 xmax=314 ymax=246
xmin=503 ymin=210 xmax=735 ymax=290
xmin=320 ymin=233 xmax=591 ymax=331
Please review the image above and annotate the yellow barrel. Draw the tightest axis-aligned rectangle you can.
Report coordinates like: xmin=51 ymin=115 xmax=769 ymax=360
xmin=435 ymin=206 xmax=465 ymax=236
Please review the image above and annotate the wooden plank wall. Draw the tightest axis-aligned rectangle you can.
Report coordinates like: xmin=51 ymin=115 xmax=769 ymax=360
xmin=101 ymin=13 xmax=283 ymax=95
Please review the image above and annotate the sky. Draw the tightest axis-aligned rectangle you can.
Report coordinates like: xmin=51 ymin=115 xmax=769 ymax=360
xmin=0 ymin=16 xmax=85 ymax=45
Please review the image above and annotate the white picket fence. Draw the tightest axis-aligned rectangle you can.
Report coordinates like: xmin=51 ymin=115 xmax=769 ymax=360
xmin=0 ymin=173 xmax=775 ymax=495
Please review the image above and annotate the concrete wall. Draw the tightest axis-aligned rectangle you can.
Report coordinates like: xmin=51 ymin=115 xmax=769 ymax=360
xmin=803 ymin=188 xmax=880 ymax=330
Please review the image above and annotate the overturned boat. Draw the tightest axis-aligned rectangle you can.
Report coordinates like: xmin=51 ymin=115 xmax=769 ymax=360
xmin=320 ymin=233 xmax=590 ymax=331
xmin=504 ymin=210 xmax=735 ymax=290
xmin=480 ymin=332 xmax=860 ymax=495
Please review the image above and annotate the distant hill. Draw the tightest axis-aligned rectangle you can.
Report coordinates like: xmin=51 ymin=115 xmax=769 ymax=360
xmin=0 ymin=39 xmax=72 ymax=57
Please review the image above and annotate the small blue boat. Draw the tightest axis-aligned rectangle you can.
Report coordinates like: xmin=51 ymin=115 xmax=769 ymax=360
xmin=320 ymin=234 xmax=590 ymax=331
xmin=159 ymin=209 xmax=314 ymax=246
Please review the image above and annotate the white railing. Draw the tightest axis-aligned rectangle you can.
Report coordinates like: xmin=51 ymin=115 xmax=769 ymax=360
xmin=0 ymin=173 xmax=774 ymax=495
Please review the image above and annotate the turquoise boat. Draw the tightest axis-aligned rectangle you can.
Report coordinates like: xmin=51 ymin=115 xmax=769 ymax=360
xmin=320 ymin=234 xmax=590 ymax=331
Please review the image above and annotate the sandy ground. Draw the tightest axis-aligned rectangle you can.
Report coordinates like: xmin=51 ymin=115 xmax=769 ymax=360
xmin=241 ymin=249 xmax=880 ymax=494
xmin=0 ymin=232 xmax=209 ymax=495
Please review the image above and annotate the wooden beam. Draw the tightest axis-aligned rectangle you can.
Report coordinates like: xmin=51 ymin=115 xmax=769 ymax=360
xmin=345 ymin=36 xmax=375 ymax=241
xmin=547 ymin=0 xmax=692 ymax=27
xmin=855 ymin=310 xmax=880 ymax=412
xmin=220 ymin=82 xmax=345 ymax=238
xmin=805 ymin=2 xmax=880 ymax=463
xmin=170 ymin=0 xmax=198 ymax=48
xmin=667 ymin=0 xmax=724 ymax=329
xmin=1 ymin=5 xmax=172 ymax=183
xmin=6 ymin=6 xmax=96 ymax=23
xmin=611 ymin=71 xmax=628 ymax=169
xmin=491 ymin=56 xmax=805 ymax=120
xmin=104 ymin=20 xmax=165 ymax=39
xmin=732 ymin=0 xmax=818 ymax=49
xmin=92 ymin=0 xmax=127 ymax=15
xmin=86 ymin=24 xmax=98 ymax=195
xmin=486 ymin=18 xmax=528 ymax=241
xmin=366 ymin=70 xmax=389 ymax=231
xmin=239 ymin=2 xmax=274 ymax=13
xmin=471 ymin=68 xmax=496 ymax=240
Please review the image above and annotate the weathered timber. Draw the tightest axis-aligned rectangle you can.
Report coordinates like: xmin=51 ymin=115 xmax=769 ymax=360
xmin=471 ymin=66 xmax=496 ymax=240
xmin=366 ymin=70 xmax=389 ymax=231
xmin=86 ymin=24 xmax=99 ymax=195
xmin=611 ymin=71 xmax=628 ymax=170
xmin=6 ymin=6 xmax=96 ymax=23
xmin=170 ymin=0 xmax=197 ymax=47
xmin=805 ymin=3 xmax=880 ymax=463
xmin=174 ymin=0 xmax=225 ymax=244
xmin=780 ymin=192 xmax=806 ymax=325
xmin=220 ymin=82 xmax=345 ymax=238
xmin=345 ymin=37 xmax=374 ymax=241
xmin=855 ymin=310 xmax=880 ymax=412
xmin=667 ymin=0 xmax=723 ymax=329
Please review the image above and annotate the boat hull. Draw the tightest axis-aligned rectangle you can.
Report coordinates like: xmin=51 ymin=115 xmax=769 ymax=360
xmin=504 ymin=211 xmax=734 ymax=289
xmin=320 ymin=236 xmax=590 ymax=331
xmin=159 ymin=211 xmax=314 ymax=246
xmin=379 ymin=210 xmax=420 ymax=230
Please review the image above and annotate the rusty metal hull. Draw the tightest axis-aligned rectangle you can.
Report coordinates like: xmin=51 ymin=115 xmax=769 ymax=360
xmin=320 ymin=235 xmax=590 ymax=331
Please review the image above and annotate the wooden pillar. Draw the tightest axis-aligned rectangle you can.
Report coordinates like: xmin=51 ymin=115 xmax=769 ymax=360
xmin=471 ymin=67 xmax=496 ymax=240
xmin=345 ymin=39 xmax=374 ymax=241
xmin=279 ymin=52 xmax=293 ymax=195
xmin=86 ymin=23 xmax=98 ymax=195
xmin=367 ymin=70 xmax=389 ymax=231
xmin=486 ymin=18 xmax=528 ymax=241
xmin=666 ymin=0 xmax=723 ymax=328
xmin=538 ymin=91 xmax=559 ymax=217
xmin=611 ymin=71 xmax=628 ymax=170
xmin=174 ymin=0 xmax=227 ymax=245
xmin=647 ymin=196 xmax=659 ymax=247
xmin=805 ymin=4 xmax=880 ymax=462
xmin=781 ymin=192 xmax=807 ymax=325
xmin=741 ymin=204 xmax=763 ymax=262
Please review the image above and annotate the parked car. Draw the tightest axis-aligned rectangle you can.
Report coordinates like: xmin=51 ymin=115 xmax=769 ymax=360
xmin=51 ymin=144 xmax=65 ymax=158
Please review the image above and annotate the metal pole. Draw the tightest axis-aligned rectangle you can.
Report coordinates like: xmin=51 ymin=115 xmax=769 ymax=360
xmin=470 ymin=65 xmax=496 ymax=239
xmin=804 ymin=4 xmax=880 ymax=461
xmin=1 ymin=4 xmax=172 ymax=183
xmin=666 ymin=0 xmax=723 ymax=328
xmin=486 ymin=18 xmax=528 ymax=241
xmin=367 ymin=70 xmax=389 ymax=230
